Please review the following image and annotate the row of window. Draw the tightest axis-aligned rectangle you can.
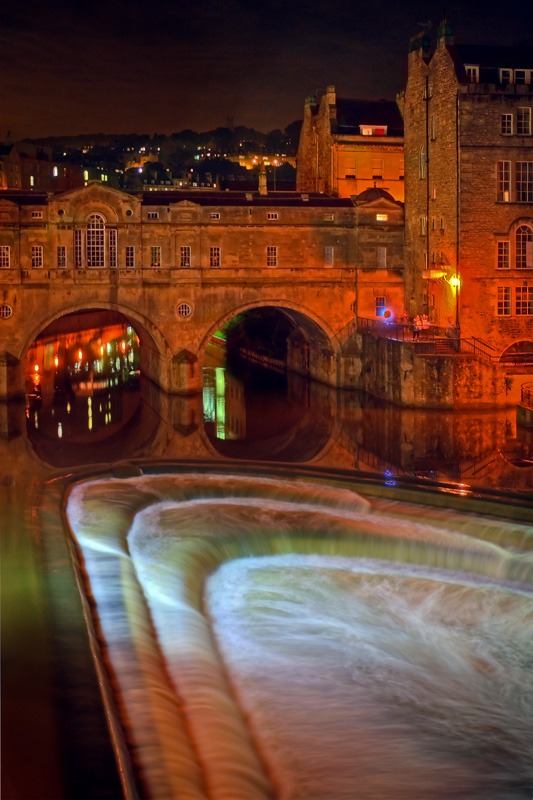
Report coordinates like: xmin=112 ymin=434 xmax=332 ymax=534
xmin=497 ymin=286 xmax=533 ymax=315
xmin=465 ymin=65 xmax=533 ymax=85
xmin=497 ymin=226 xmax=533 ymax=268
xmin=146 ymin=210 xmax=281 ymax=221
xmin=0 ymin=244 xmax=339 ymax=270
xmin=497 ymin=161 xmax=533 ymax=202
xmin=501 ymin=108 xmax=531 ymax=136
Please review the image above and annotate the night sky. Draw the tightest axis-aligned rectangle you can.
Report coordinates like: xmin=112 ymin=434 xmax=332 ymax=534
xmin=1 ymin=0 xmax=532 ymax=140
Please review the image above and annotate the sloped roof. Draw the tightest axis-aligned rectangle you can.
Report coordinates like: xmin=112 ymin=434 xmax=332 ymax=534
xmin=450 ymin=44 xmax=533 ymax=83
xmin=355 ymin=187 xmax=398 ymax=204
xmin=140 ymin=191 xmax=354 ymax=208
xmin=334 ymin=100 xmax=404 ymax=136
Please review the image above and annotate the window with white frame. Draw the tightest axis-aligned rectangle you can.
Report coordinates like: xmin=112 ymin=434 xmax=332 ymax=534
xmin=180 ymin=246 xmax=191 ymax=267
xmin=376 ymin=247 xmax=387 ymax=268
xmin=0 ymin=246 xmax=10 ymax=268
xmin=267 ymin=212 xmax=278 ymax=220
xmin=324 ymin=246 xmax=334 ymax=267
xmin=31 ymin=245 xmax=43 ymax=268
xmin=497 ymin=161 xmax=511 ymax=201
xmin=210 ymin=246 xmax=221 ymax=268
xmin=516 ymin=162 xmax=533 ymax=201
xmin=109 ymin=229 xmax=117 ymax=268
xmin=209 ymin=212 xmax=220 ymax=220
xmin=419 ymin=146 xmax=425 ymax=179
xmin=515 ymin=70 xmax=530 ymax=85
xmin=516 ymin=285 xmax=533 ymax=315
xmin=31 ymin=210 xmax=43 ymax=219
xmin=266 ymin=246 xmax=277 ymax=267
xmin=147 ymin=211 xmax=159 ymax=219
xmin=151 ymin=246 xmax=161 ymax=267
xmin=86 ymin=214 xmax=105 ymax=268
xmin=420 ymin=216 xmax=426 ymax=235
xmin=499 ymin=68 xmax=513 ymax=85
xmin=465 ymin=65 xmax=479 ymax=83
xmin=517 ymin=108 xmax=531 ymax=136
xmin=501 ymin=114 xmax=513 ymax=135
xmin=497 ymin=286 xmax=511 ymax=315
xmin=125 ymin=246 xmax=135 ymax=268
xmin=516 ymin=225 xmax=533 ymax=268
xmin=375 ymin=296 xmax=386 ymax=317
xmin=376 ymin=213 xmax=388 ymax=222
xmin=74 ymin=229 xmax=82 ymax=268
xmin=57 ymin=246 xmax=66 ymax=269
xmin=497 ymin=240 xmax=510 ymax=269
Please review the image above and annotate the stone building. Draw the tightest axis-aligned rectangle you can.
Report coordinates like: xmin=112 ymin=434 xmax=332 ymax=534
xmin=0 ymin=142 xmax=83 ymax=192
xmin=399 ymin=22 xmax=533 ymax=356
xmin=297 ymin=86 xmax=405 ymax=201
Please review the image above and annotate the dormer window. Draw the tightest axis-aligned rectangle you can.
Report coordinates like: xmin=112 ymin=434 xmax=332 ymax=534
xmin=515 ymin=70 xmax=531 ymax=85
xmin=465 ymin=65 xmax=479 ymax=83
xmin=359 ymin=125 xmax=387 ymax=136
xmin=500 ymin=68 xmax=513 ymax=85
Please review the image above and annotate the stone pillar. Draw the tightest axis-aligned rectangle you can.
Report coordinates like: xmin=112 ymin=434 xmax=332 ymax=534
xmin=0 ymin=353 xmax=23 ymax=401
xmin=171 ymin=349 xmax=201 ymax=395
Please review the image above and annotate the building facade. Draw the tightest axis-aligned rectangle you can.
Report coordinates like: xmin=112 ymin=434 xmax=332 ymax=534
xmin=297 ymin=86 xmax=405 ymax=201
xmin=399 ymin=23 xmax=533 ymax=356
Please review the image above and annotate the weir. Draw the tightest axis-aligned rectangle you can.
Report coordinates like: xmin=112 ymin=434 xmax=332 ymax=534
xmin=64 ymin=468 xmax=533 ymax=800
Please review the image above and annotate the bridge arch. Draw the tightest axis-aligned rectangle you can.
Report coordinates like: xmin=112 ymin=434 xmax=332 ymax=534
xmin=198 ymin=299 xmax=340 ymax=380
xmin=18 ymin=301 xmax=175 ymax=396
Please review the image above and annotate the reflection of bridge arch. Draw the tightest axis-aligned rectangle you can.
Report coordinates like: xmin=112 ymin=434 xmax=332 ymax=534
xmin=18 ymin=302 xmax=174 ymax=398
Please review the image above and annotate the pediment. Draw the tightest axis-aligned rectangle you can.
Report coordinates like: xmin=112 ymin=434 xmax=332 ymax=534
xmin=175 ymin=199 xmax=200 ymax=208
xmin=53 ymin=181 xmax=140 ymax=206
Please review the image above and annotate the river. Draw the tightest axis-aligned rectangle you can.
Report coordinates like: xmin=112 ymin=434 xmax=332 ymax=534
xmin=2 ymin=321 xmax=533 ymax=799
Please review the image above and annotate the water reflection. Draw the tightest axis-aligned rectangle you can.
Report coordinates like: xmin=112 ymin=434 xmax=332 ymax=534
xmin=11 ymin=328 xmax=532 ymax=492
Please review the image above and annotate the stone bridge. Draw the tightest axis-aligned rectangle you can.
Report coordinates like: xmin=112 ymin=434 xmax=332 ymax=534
xmin=0 ymin=183 xmax=362 ymax=399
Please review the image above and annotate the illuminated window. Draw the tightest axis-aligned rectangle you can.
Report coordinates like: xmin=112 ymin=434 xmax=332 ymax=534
xmin=517 ymin=108 xmax=531 ymax=136
xmin=497 ymin=241 xmax=510 ymax=269
xmin=376 ymin=296 xmax=386 ymax=316
xmin=151 ymin=246 xmax=161 ymax=267
xmin=31 ymin=245 xmax=43 ymax=269
xmin=147 ymin=211 xmax=159 ymax=219
xmin=465 ymin=65 xmax=479 ymax=83
xmin=497 ymin=286 xmax=511 ymax=315
xmin=516 ymin=225 xmax=533 ymax=268
xmin=0 ymin=246 xmax=10 ymax=268
xmin=125 ymin=246 xmax=135 ymax=268
xmin=210 ymin=246 xmax=221 ymax=268
xmin=57 ymin=246 xmax=66 ymax=268
xmin=109 ymin=229 xmax=117 ymax=268
xmin=516 ymin=162 xmax=533 ymax=201
xmin=499 ymin=68 xmax=513 ymax=85
xmin=31 ymin=210 xmax=43 ymax=218
xmin=180 ymin=246 xmax=191 ymax=267
xmin=324 ymin=246 xmax=334 ymax=267
xmin=376 ymin=213 xmax=388 ymax=222
xmin=497 ymin=161 xmax=511 ymax=201
xmin=501 ymin=114 xmax=513 ymax=135
xmin=376 ymin=247 xmax=387 ymax=268
xmin=267 ymin=212 xmax=278 ymax=220
xmin=323 ymin=214 xmax=334 ymax=221
xmin=516 ymin=285 xmax=533 ymax=315
xmin=53 ymin=166 xmax=58 ymax=177
xmin=83 ymin=170 xmax=89 ymax=181
xmin=74 ymin=229 xmax=82 ymax=268
xmin=419 ymin=146 xmax=425 ymax=179
xmin=209 ymin=212 xmax=220 ymax=220
xmin=86 ymin=214 xmax=105 ymax=268
xmin=30 ymin=175 xmax=35 ymax=187
xmin=266 ymin=246 xmax=277 ymax=267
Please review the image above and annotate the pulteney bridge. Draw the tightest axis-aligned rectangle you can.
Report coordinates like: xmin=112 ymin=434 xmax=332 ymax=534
xmin=0 ymin=183 xmax=360 ymax=399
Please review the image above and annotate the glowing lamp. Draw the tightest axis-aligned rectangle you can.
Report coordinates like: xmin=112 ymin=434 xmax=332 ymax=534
xmin=54 ymin=356 xmax=59 ymax=367
xmin=78 ymin=350 xmax=83 ymax=361
xmin=34 ymin=364 xmax=39 ymax=372
xmin=450 ymin=276 xmax=460 ymax=287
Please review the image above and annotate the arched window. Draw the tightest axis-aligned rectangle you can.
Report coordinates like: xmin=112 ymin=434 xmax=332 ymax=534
xmin=86 ymin=214 xmax=105 ymax=268
xmin=516 ymin=224 xmax=533 ymax=269
xmin=419 ymin=146 xmax=425 ymax=180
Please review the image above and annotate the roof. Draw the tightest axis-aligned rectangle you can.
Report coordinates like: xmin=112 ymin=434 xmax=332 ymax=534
xmin=355 ymin=187 xmax=398 ymax=204
xmin=139 ymin=191 xmax=354 ymax=208
xmin=450 ymin=44 xmax=533 ymax=83
xmin=333 ymin=99 xmax=404 ymax=137
xmin=0 ymin=190 xmax=48 ymax=205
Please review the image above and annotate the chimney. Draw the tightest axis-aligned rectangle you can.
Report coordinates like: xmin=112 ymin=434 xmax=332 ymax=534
xmin=259 ymin=167 xmax=267 ymax=196
xmin=437 ymin=19 xmax=454 ymax=47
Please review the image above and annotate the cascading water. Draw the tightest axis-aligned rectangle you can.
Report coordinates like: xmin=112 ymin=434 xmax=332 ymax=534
xmin=66 ymin=472 xmax=533 ymax=800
